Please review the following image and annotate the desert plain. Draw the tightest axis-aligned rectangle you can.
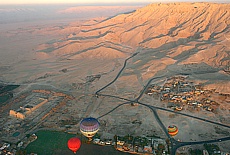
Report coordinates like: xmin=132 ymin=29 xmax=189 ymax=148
xmin=0 ymin=2 xmax=230 ymax=154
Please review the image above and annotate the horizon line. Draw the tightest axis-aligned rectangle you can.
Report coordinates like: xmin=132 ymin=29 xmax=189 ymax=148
xmin=0 ymin=2 xmax=148 ymax=6
xmin=0 ymin=0 xmax=229 ymax=5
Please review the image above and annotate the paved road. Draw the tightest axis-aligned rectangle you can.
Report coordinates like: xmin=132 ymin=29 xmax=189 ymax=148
xmin=137 ymin=102 xmax=230 ymax=155
xmin=98 ymin=98 xmax=230 ymax=155
xmin=97 ymin=102 xmax=131 ymax=119
xmin=135 ymin=75 xmax=167 ymax=101
xmin=92 ymin=53 xmax=230 ymax=154
xmin=98 ymin=93 xmax=230 ymax=129
xmin=95 ymin=52 xmax=139 ymax=95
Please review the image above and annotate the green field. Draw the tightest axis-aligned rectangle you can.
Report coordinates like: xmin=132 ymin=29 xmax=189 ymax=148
xmin=0 ymin=93 xmax=13 ymax=104
xmin=0 ymin=84 xmax=19 ymax=94
xmin=26 ymin=130 xmax=132 ymax=155
xmin=26 ymin=130 xmax=76 ymax=155
xmin=0 ymin=84 xmax=19 ymax=104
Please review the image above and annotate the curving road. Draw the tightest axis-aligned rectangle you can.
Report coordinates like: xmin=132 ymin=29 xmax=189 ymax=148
xmin=135 ymin=75 xmax=167 ymax=101
xmin=98 ymin=93 xmax=230 ymax=129
xmin=94 ymin=52 xmax=230 ymax=155
xmin=95 ymin=52 xmax=139 ymax=95
xmin=97 ymin=97 xmax=230 ymax=155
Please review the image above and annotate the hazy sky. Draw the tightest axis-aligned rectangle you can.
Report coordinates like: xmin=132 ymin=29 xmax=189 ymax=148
xmin=0 ymin=0 xmax=227 ymax=5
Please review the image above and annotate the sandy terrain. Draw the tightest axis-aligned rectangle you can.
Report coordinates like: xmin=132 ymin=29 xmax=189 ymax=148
xmin=3 ymin=2 xmax=227 ymax=92
xmin=0 ymin=2 xmax=230 ymax=152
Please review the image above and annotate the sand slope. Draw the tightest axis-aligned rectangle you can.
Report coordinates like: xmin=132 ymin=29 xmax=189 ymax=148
xmin=33 ymin=3 xmax=230 ymax=93
xmin=0 ymin=3 xmax=229 ymax=94
xmin=1 ymin=4 xmax=230 ymax=151
xmin=40 ymin=3 xmax=229 ymax=66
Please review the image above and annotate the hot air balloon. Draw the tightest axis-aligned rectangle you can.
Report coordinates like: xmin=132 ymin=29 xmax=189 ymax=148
xmin=68 ymin=137 xmax=81 ymax=154
xmin=168 ymin=125 xmax=178 ymax=136
xmin=80 ymin=117 xmax=99 ymax=141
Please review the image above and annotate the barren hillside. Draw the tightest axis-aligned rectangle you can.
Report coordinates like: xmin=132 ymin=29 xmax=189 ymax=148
xmin=1 ymin=4 xmax=230 ymax=151
xmin=41 ymin=3 xmax=229 ymax=62
xmin=35 ymin=3 xmax=230 ymax=93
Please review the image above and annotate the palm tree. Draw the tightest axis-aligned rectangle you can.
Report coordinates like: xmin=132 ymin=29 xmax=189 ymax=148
xmin=114 ymin=135 xmax=117 ymax=148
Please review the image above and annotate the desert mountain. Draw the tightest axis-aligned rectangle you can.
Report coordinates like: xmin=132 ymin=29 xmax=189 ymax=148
xmin=1 ymin=3 xmax=230 ymax=152
xmin=38 ymin=2 xmax=229 ymax=65
xmin=33 ymin=3 xmax=230 ymax=93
